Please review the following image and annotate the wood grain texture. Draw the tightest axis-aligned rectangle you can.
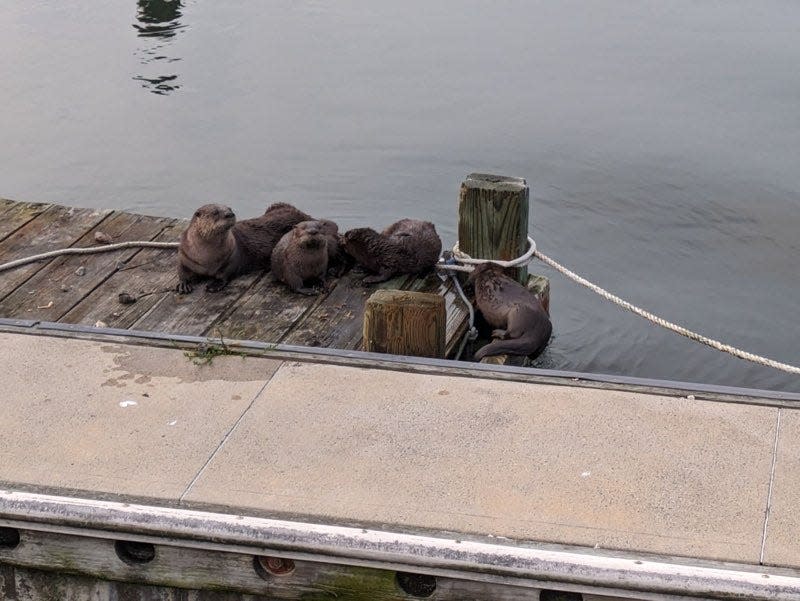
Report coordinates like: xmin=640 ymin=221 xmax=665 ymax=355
xmin=0 ymin=205 xmax=112 ymax=301
xmin=458 ymin=173 xmax=530 ymax=284
xmin=59 ymin=222 xmax=183 ymax=328
xmin=364 ymin=289 xmax=445 ymax=358
xmin=404 ymin=272 xmax=471 ymax=358
xmin=135 ymin=272 xmax=263 ymax=337
xmin=282 ymin=272 xmax=412 ymax=350
xmin=0 ymin=529 xmax=545 ymax=600
xmin=0 ymin=212 xmax=173 ymax=322
xmin=213 ymin=273 xmax=324 ymax=344
xmin=0 ymin=199 xmax=51 ymax=242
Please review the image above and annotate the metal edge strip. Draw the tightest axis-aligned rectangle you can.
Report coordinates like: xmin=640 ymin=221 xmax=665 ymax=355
xmin=1 ymin=490 xmax=798 ymax=600
xmin=0 ymin=317 xmax=798 ymax=405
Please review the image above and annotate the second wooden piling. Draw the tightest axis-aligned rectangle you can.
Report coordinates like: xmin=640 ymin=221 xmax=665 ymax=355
xmin=363 ymin=290 xmax=446 ymax=358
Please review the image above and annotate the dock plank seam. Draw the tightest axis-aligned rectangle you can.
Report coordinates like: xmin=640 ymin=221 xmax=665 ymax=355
xmin=200 ymin=272 xmax=269 ymax=337
xmin=274 ymin=284 xmax=338 ymax=343
xmin=0 ymin=202 xmax=52 ymax=244
xmin=55 ymin=219 xmax=179 ymax=322
xmin=177 ymin=371 xmax=281 ymax=502
xmin=759 ymin=407 xmax=782 ymax=564
xmin=0 ymin=209 xmax=115 ymax=304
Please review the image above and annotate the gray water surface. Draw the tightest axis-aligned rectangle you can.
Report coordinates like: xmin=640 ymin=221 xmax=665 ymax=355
xmin=1 ymin=1 xmax=798 ymax=392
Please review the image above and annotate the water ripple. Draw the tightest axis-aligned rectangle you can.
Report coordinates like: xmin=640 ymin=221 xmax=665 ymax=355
xmin=132 ymin=0 xmax=186 ymax=95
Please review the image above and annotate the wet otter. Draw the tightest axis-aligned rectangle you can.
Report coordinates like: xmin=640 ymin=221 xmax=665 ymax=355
xmin=342 ymin=219 xmax=442 ymax=283
xmin=470 ymin=262 xmax=552 ymax=361
xmin=176 ymin=202 xmax=310 ymax=293
xmin=271 ymin=220 xmax=332 ymax=295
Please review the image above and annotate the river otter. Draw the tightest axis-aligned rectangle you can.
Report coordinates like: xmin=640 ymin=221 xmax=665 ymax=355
xmin=317 ymin=218 xmax=349 ymax=277
xmin=271 ymin=220 xmax=332 ymax=295
xmin=176 ymin=202 xmax=310 ymax=293
xmin=470 ymin=262 xmax=552 ymax=361
xmin=342 ymin=219 xmax=442 ymax=283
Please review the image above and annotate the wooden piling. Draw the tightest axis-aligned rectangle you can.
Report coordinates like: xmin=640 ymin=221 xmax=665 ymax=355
xmin=363 ymin=290 xmax=446 ymax=358
xmin=457 ymin=173 xmax=552 ymax=365
xmin=458 ymin=173 xmax=530 ymax=284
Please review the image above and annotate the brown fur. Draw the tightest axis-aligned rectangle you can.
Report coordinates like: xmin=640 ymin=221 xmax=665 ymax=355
xmin=271 ymin=220 xmax=330 ymax=295
xmin=469 ymin=262 xmax=552 ymax=361
xmin=316 ymin=219 xmax=349 ymax=276
xmin=176 ymin=202 xmax=310 ymax=293
xmin=342 ymin=219 xmax=442 ymax=283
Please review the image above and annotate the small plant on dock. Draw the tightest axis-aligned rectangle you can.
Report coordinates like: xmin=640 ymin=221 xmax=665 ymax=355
xmin=183 ymin=334 xmax=245 ymax=365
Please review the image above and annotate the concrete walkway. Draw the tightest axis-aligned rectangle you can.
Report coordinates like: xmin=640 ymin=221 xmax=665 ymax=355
xmin=1 ymin=331 xmax=797 ymax=571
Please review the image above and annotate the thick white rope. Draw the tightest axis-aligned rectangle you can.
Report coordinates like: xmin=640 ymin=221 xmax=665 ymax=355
xmin=2 ymin=236 xmax=797 ymax=375
xmin=0 ymin=241 xmax=180 ymax=273
xmin=533 ymin=249 xmax=800 ymax=375
xmin=439 ymin=237 xmax=800 ymax=376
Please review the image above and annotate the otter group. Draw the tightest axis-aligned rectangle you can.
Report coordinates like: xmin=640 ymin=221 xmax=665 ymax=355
xmin=177 ymin=202 xmax=551 ymax=362
xmin=177 ymin=202 xmax=441 ymax=295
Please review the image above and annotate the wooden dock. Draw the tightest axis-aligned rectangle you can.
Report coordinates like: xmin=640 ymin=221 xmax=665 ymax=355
xmin=0 ymin=198 xmax=469 ymax=355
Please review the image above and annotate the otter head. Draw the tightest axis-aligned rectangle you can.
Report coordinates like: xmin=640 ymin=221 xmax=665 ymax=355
xmin=342 ymin=228 xmax=375 ymax=249
xmin=294 ymin=221 xmax=327 ymax=250
xmin=190 ymin=204 xmax=236 ymax=240
xmin=189 ymin=205 xmax=236 ymax=239
xmin=468 ymin=261 xmax=507 ymax=284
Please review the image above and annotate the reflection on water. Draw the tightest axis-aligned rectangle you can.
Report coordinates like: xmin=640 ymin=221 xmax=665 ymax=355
xmin=132 ymin=0 xmax=186 ymax=95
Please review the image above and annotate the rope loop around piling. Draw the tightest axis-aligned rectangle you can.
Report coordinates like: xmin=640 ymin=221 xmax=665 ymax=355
xmin=439 ymin=235 xmax=800 ymax=375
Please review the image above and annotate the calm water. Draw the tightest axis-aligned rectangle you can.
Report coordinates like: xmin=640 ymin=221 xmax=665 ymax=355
xmin=1 ymin=1 xmax=798 ymax=392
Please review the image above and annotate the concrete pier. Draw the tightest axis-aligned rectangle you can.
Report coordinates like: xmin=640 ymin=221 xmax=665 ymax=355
xmin=1 ymin=327 xmax=799 ymax=599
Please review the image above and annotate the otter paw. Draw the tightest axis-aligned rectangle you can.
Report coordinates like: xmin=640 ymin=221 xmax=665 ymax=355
xmin=295 ymin=286 xmax=319 ymax=296
xmin=176 ymin=282 xmax=193 ymax=294
xmin=491 ymin=329 xmax=508 ymax=339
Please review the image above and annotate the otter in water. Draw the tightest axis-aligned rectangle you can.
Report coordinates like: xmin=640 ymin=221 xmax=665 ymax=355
xmin=342 ymin=219 xmax=442 ymax=283
xmin=176 ymin=202 xmax=310 ymax=293
xmin=271 ymin=220 xmax=332 ymax=295
xmin=470 ymin=262 xmax=552 ymax=361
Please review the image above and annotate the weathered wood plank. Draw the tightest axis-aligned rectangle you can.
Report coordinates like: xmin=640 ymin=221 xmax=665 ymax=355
xmin=0 ymin=529 xmax=547 ymax=600
xmin=0 ymin=566 xmax=270 ymax=601
xmin=0 ymin=212 xmax=173 ymax=322
xmin=133 ymin=272 xmax=263 ymax=336
xmin=0 ymin=205 xmax=112 ymax=301
xmin=59 ymin=223 xmax=183 ymax=328
xmin=213 ymin=273 xmax=325 ymax=344
xmin=0 ymin=200 xmax=51 ymax=242
xmin=458 ymin=173 xmax=530 ymax=284
xmin=282 ymin=272 xmax=412 ymax=350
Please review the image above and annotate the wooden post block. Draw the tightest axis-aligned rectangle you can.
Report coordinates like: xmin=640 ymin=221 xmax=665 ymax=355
xmin=458 ymin=173 xmax=530 ymax=284
xmin=363 ymin=290 xmax=446 ymax=358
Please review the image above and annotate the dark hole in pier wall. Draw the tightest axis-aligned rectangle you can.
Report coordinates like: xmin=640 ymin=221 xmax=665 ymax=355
xmin=114 ymin=540 xmax=156 ymax=565
xmin=540 ymin=590 xmax=583 ymax=601
xmin=0 ymin=527 xmax=20 ymax=549
xmin=396 ymin=571 xmax=437 ymax=597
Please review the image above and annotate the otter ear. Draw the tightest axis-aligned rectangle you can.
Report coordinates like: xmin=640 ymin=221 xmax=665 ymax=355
xmin=193 ymin=210 xmax=201 ymax=218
